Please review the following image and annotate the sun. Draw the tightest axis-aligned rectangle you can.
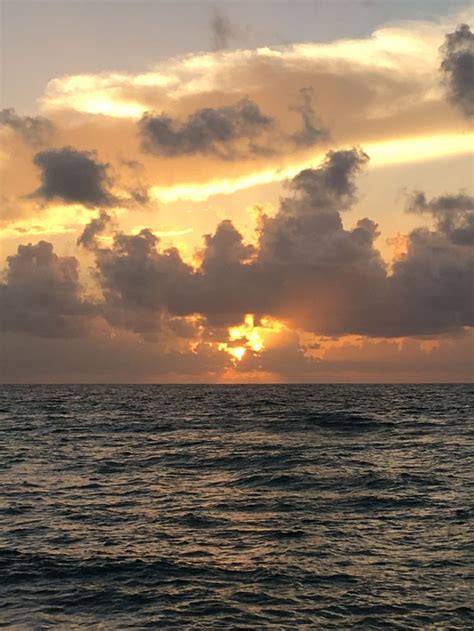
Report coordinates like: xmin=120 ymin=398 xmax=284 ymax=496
xmin=217 ymin=314 xmax=285 ymax=362
xmin=229 ymin=346 xmax=247 ymax=361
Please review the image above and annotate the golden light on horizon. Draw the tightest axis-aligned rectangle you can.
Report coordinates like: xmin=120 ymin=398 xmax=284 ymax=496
xmin=218 ymin=315 xmax=285 ymax=362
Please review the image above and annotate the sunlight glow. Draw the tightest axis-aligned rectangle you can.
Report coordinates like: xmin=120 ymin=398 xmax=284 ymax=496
xmin=149 ymin=133 xmax=474 ymax=203
xmin=130 ymin=226 xmax=194 ymax=237
xmin=218 ymin=315 xmax=285 ymax=362
xmin=0 ymin=204 xmax=98 ymax=239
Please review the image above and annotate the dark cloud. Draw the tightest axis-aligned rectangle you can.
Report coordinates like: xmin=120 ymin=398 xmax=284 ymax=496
xmin=7 ymin=148 xmax=473 ymax=343
xmin=202 ymin=219 xmax=255 ymax=270
xmin=86 ymin=228 xmax=197 ymax=334
xmin=255 ymin=153 xmax=473 ymax=337
xmin=2 ymin=326 xmax=472 ymax=383
xmin=77 ymin=210 xmax=114 ymax=249
xmin=0 ymin=108 xmax=54 ymax=145
xmin=407 ymin=191 xmax=474 ymax=245
xmin=440 ymin=24 xmax=474 ymax=117
xmin=387 ymin=225 xmax=473 ymax=337
xmin=31 ymin=146 xmax=115 ymax=207
xmin=291 ymin=88 xmax=328 ymax=147
xmin=87 ymin=147 xmax=472 ymax=339
xmin=376 ymin=191 xmax=474 ymax=337
xmin=253 ymin=148 xmax=389 ymax=335
xmin=211 ymin=7 xmax=235 ymax=51
xmin=0 ymin=241 xmax=94 ymax=337
xmin=196 ymin=220 xmax=267 ymax=326
xmin=139 ymin=99 xmax=273 ymax=159
xmin=139 ymin=94 xmax=329 ymax=160
xmin=0 ymin=329 xmax=233 ymax=383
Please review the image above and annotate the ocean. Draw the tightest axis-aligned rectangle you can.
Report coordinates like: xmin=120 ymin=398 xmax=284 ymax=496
xmin=0 ymin=384 xmax=472 ymax=629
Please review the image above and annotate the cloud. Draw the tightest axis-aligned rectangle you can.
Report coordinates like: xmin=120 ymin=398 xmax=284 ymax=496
xmin=256 ymin=151 xmax=473 ymax=337
xmin=81 ymin=227 xmax=196 ymax=334
xmin=2 ymin=326 xmax=472 ymax=384
xmin=211 ymin=7 xmax=236 ymax=51
xmin=0 ymin=241 xmax=94 ymax=337
xmin=0 ymin=11 xmax=463 ymax=216
xmin=3 ymin=19 xmax=470 ymax=246
xmin=31 ymin=146 xmax=115 ymax=207
xmin=291 ymin=88 xmax=328 ymax=147
xmin=0 ymin=328 xmax=230 ymax=383
xmin=0 ymin=108 xmax=54 ymax=145
xmin=75 ymin=148 xmax=473 ymax=339
xmin=41 ymin=20 xmax=444 ymax=123
xmin=139 ymin=98 xmax=274 ymax=159
xmin=1 ymin=9 xmax=473 ymax=382
xmin=387 ymin=193 xmax=474 ymax=336
xmin=77 ymin=209 xmax=115 ymax=248
xmin=2 ymin=143 xmax=472 ymax=380
xmin=440 ymin=24 xmax=474 ymax=117
xmin=407 ymin=191 xmax=474 ymax=245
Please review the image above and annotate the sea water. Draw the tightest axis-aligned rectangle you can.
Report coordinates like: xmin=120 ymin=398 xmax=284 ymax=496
xmin=0 ymin=384 xmax=472 ymax=628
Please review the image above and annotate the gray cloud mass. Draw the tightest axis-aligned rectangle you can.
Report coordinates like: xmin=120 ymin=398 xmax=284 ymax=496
xmin=440 ymin=23 xmax=474 ymax=117
xmin=2 ymin=143 xmax=472 ymax=342
xmin=32 ymin=146 xmax=115 ymax=206
xmin=70 ymin=147 xmax=473 ymax=338
xmin=0 ymin=241 xmax=94 ymax=337
xmin=139 ymin=98 xmax=274 ymax=159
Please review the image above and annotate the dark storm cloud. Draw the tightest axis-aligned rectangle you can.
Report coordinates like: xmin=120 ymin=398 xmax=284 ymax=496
xmin=196 ymin=220 xmax=267 ymax=326
xmin=378 ymin=190 xmax=474 ymax=336
xmin=0 ymin=108 xmax=54 ymax=145
xmin=139 ymin=99 xmax=273 ymax=159
xmin=31 ymin=146 xmax=115 ymax=206
xmin=0 ymin=241 xmax=94 ymax=337
xmin=440 ymin=24 xmax=474 ymax=117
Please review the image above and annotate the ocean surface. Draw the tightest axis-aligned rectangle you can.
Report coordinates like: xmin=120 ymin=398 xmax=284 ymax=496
xmin=0 ymin=384 xmax=472 ymax=629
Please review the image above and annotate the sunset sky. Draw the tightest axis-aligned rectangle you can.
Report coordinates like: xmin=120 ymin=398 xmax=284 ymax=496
xmin=1 ymin=0 xmax=473 ymax=383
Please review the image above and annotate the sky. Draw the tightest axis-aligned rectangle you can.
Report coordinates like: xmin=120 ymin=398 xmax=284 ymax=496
xmin=0 ymin=0 xmax=473 ymax=383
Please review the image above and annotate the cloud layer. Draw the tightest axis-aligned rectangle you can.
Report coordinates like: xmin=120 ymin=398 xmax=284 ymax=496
xmin=4 ymin=147 xmax=469 ymax=344
xmin=54 ymin=147 xmax=472 ymax=341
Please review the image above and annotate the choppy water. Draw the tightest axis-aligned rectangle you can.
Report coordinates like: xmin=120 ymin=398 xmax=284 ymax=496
xmin=0 ymin=384 xmax=473 ymax=629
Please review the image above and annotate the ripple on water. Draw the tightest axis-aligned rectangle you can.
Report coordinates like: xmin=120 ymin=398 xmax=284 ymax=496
xmin=0 ymin=384 xmax=472 ymax=629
